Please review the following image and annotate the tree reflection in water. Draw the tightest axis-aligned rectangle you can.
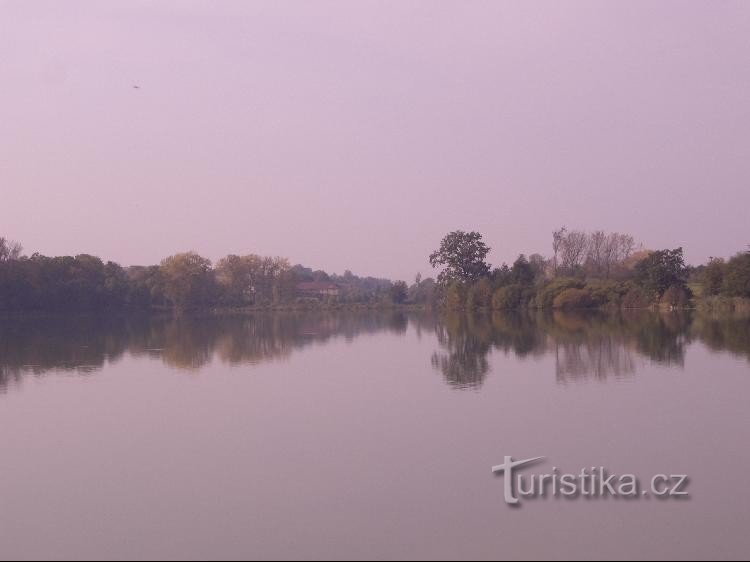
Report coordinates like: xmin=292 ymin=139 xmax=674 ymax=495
xmin=430 ymin=309 xmax=748 ymax=388
xmin=1 ymin=309 xmax=749 ymax=393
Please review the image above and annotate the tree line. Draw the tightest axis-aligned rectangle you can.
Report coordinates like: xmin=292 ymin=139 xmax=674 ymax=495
xmin=0 ymin=237 xmax=412 ymax=311
xmin=2 ymin=231 xmax=748 ymax=312
xmin=428 ymin=230 xmax=750 ymax=311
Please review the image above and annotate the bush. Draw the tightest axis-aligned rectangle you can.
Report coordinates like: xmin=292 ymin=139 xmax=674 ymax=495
xmin=622 ymin=287 xmax=652 ymax=309
xmin=660 ymin=285 xmax=691 ymax=308
xmin=466 ymin=278 xmax=493 ymax=310
xmin=553 ymin=288 xmax=594 ymax=309
xmin=586 ymin=280 xmax=628 ymax=307
xmin=535 ymin=278 xmax=585 ymax=309
xmin=697 ymin=296 xmax=750 ymax=314
xmin=492 ymin=284 xmax=524 ymax=309
xmin=444 ymin=281 xmax=466 ymax=310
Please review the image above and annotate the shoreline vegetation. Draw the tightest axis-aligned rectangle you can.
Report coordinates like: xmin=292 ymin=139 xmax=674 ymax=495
xmin=1 ymin=230 xmax=749 ymax=314
xmin=428 ymin=230 xmax=750 ymax=314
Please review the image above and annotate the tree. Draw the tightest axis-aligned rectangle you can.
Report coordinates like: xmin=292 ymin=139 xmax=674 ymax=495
xmin=410 ymin=276 xmax=436 ymax=306
xmin=490 ymin=263 xmax=513 ymax=287
xmin=0 ymin=237 xmax=23 ymax=262
xmin=429 ymin=231 xmax=491 ymax=284
xmin=722 ymin=252 xmax=750 ymax=297
xmin=444 ymin=281 xmax=466 ymax=310
xmin=258 ymin=256 xmax=293 ymax=304
xmin=215 ymin=254 xmax=253 ymax=304
xmin=552 ymin=227 xmax=566 ymax=275
xmin=215 ymin=254 xmax=295 ymax=305
xmin=466 ymin=278 xmax=492 ymax=309
xmin=511 ymin=254 xmax=535 ymax=286
xmin=586 ymin=230 xmax=608 ymax=276
xmin=491 ymin=284 xmax=524 ymax=309
xmin=389 ymin=281 xmax=408 ymax=304
xmin=702 ymin=257 xmax=726 ymax=296
xmin=103 ymin=261 xmax=129 ymax=305
xmin=559 ymin=229 xmax=588 ymax=274
xmin=70 ymin=254 xmax=107 ymax=307
xmin=160 ymin=252 xmax=214 ymax=308
xmin=553 ymin=229 xmax=636 ymax=278
xmin=635 ymin=248 xmax=688 ymax=298
xmin=603 ymin=233 xmax=635 ymax=277
xmin=126 ymin=265 xmax=165 ymax=307
xmin=660 ymin=285 xmax=691 ymax=308
xmin=528 ymin=253 xmax=548 ymax=280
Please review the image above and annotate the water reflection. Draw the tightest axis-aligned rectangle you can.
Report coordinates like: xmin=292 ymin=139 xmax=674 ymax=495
xmin=431 ymin=314 xmax=492 ymax=389
xmin=432 ymin=310 xmax=749 ymax=387
xmin=0 ymin=312 xmax=415 ymax=392
xmin=1 ymin=309 xmax=748 ymax=393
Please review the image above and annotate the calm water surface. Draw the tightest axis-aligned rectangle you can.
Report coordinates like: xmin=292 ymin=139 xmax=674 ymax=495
xmin=1 ymin=310 xmax=749 ymax=560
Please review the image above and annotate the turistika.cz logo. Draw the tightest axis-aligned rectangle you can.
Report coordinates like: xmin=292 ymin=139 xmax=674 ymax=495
xmin=491 ymin=456 xmax=689 ymax=506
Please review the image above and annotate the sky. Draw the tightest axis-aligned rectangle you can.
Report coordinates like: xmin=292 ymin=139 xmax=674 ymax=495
xmin=1 ymin=1 xmax=749 ymax=280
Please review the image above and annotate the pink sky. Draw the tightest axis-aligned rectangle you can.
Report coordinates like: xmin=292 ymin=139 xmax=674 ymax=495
xmin=1 ymin=1 xmax=749 ymax=280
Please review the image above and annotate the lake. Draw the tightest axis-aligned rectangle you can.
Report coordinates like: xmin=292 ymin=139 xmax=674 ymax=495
xmin=1 ymin=310 xmax=749 ymax=560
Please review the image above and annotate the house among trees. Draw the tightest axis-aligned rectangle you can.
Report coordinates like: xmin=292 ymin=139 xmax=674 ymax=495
xmin=296 ymin=281 xmax=340 ymax=299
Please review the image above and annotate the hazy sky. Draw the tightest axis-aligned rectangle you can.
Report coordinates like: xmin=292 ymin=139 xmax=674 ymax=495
xmin=1 ymin=1 xmax=749 ymax=280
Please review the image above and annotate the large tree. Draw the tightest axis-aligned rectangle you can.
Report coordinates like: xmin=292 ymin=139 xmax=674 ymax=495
xmin=160 ymin=252 xmax=215 ymax=308
xmin=635 ymin=248 xmax=688 ymax=297
xmin=429 ymin=231 xmax=491 ymax=284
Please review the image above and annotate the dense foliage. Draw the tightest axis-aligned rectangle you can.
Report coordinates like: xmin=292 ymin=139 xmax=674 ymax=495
xmin=2 ymin=232 xmax=748 ymax=312
xmin=0 ymin=238 xmax=424 ymax=311
xmin=428 ymin=230 xmax=750 ymax=311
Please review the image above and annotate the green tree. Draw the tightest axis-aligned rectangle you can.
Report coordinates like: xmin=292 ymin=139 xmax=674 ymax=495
xmin=511 ymin=254 xmax=536 ymax=286
xmin=490 ymin=263 xmax=512 ymax=288
xmin=722 ymin=252 xmax=750 ymax=297
xmin=103 ymin=261 xmax=129 ymax=305
xmin=429 ymin=231 xmax=491 ymax=284
xmin=702 ymin=257 xmax=726 ymax=296
xmin=635 ymin=248 xmax=687 ymax=298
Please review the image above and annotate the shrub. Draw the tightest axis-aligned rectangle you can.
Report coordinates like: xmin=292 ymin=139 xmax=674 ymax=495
xmin=586 ymin=280 xmax=627 ymax=307
xmin=660 ymin=285 xmax=691 ymax=308
xmin=553 ymin=288 xmax=594 ymax=309
xmin=622 ymin=287 xmax=652 ymax=309
xmin=535 ymin=278 xmax=585 ymax=309
xmin=444 ymin=281 xmax=466 ymax=310
xmin=466 ymin=278 xmax=493 ymax=310
xmin=492 ymin=284 xmax=524 ymax=309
